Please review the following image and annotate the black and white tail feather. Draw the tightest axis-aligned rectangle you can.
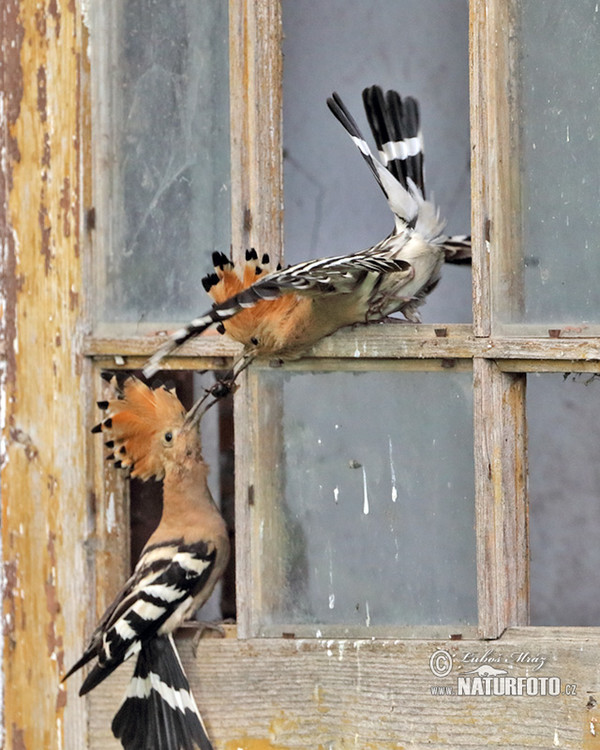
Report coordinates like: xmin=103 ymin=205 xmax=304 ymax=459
xmin=112 ymin=634 xmax=213 ymax=750
xmin=362 ymin=86 xmax=425 ymax=196
xmin=364 ymin=87 xmax=471 ymax=262
xmin=143 ymin=85 xmax=470 ymax=378
xmin=64 ymin=538 xmax=217 ymax=750
xmin=332 ymin=86 xmax=471 ymax=261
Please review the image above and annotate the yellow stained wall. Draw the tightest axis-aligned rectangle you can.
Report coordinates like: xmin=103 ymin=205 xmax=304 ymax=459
xmin=2 ymin=1 xmax=90 ymax=747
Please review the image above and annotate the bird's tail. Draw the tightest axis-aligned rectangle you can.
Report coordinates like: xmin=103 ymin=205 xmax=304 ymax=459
xmin=327 ymin=89 xmax=420 ymax=229
xmin=112 ymin=634 xmax=214 ymax=750
xmin=361 ymin=85 xmax=471 ymax=262
xmin=92 ymin=376 xmax=186 ymax=481
xmin=441 ymin=234 xmax=472 ymax=264
xmin=362 ymin=85 xmax=425 ymax=197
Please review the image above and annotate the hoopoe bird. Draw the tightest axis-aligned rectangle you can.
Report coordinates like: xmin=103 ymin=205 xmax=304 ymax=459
xmin=64 ymin=377 xmax=229 ymax=750
xmin=144 ymin=85 xmax=470 ymax=379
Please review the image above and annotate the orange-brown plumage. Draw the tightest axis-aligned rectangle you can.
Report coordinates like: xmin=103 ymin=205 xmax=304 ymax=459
xmin=77 ymin=375 xmax=228 ymax=749
xmin=94 ymin=377 xmax=186 ymax=481
xmin=143 ymin=86 xmax=471 ymax=382
xmin=205 ymin=250 xmax=320 ymax=354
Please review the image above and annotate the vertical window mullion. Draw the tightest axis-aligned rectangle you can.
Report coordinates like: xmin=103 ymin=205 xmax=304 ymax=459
xmin=229 ymin=0 xmax=284 ymax=637
xmin=471 ymin=0 xmax=530 ymax=636
xmin=470 ymin=0 xmax=523 ymax=337
xmin=469 ymin=0 xmax=492 ymax=339
xmin=229 ymin=0 xmax=283 ymax=263
xmin=474 ymin=358 xmax=529 ymax=637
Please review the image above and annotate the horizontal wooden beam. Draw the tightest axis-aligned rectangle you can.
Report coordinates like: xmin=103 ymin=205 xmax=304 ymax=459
xmin=88 ymin=627 xmax=600 ymax=749
xmin=85 ymin=325 xmax=600 ymax=366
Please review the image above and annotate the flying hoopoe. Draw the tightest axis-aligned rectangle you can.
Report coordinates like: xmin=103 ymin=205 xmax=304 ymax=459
xmin=144 ymin=85 xmax=470 ymax=379
xmin=65 ymin=377 xmax=229 ymax=750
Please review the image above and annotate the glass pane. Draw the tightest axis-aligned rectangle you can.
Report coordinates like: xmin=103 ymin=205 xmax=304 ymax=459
xmin=92 ymin=0 xmax=230 ymax=328
xmin=528 ymin=373 xmax=600 ymax=625
xmin=507 ymin=1 xmax=600 ymax=326
xmin=255 ymin=368 xmax=476 ymax=632
xmin=282 ymin=0 xmax=471 ymax=323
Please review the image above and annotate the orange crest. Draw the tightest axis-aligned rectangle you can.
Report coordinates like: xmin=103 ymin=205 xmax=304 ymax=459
xmin=205 ymin=251 xmax=283 ymax=348
xmin=204 ymin=250 xmax=307 ymax=351
xmin=94 ymin=377 xmax=186 ymax=481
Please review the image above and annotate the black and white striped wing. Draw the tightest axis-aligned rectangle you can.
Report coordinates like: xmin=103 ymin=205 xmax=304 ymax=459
xmin=268 ymin=250 xmax=412 ymax=293
xmin=78 ymin=539 xmax=217 ymax=695
xmin=112 ymin=633 xmax=214 ymax=750
xmin=143 ymin=252 xmax=412 ymax=377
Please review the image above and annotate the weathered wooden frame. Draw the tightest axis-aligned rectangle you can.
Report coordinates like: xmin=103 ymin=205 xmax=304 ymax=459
xmin=4 ymin=0 xmax=600 ymax=748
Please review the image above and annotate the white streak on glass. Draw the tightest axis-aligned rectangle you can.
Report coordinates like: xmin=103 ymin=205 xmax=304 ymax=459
xmin=388 ymin=435 xmax=398 ymax=502
xmin=328 ymin=543 xmax=335 ymax=609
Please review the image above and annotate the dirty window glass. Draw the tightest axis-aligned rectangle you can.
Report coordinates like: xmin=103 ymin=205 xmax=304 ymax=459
xmin=255 ymin=368 xmax=476 ymax=633
xmin=528 ymin=373 xmax=600 ymax=625
xmin=503 ymin=1 xmax=600 ymax=327
xmin=281 ymin=0 xmax=471 ymax=324
xmin=92 ymin=0 xmax=230 ymax=328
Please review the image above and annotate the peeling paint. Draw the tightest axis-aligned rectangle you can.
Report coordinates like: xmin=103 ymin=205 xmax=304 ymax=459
xmin=0 ymin=362 xmax=8 ymax=470
xmin=39 ymin=203 xmax=53 ymax=274
xmin=268 ymin=711 xmax=299 ymax=738
xmin=44 ymin=534 xmax=65 ymax=677
xmin=11 ymin=724 xmax=26 ymax=750
xmin=36 ymin=65 xmax=48 ymax=122
xmin=106 ymin=492 xmax=116 ymax=533
xmin=9 ymin=427 xmax=39 ymax=462
xmin=60 ymin=177 xmax=71 ymax=237
xmin=0 ymin=363 xmax=3 ymax=741
xmin=0 ymin=0 xmax=23 ymax=394
xmin=41 ymin=132 xmax=51 ymax=169
xmin=2 ymin=0 xmax=89 ymax=746
xmin=48 ymin=0 xmax=62 ymax=38
xmin=223 ymin=738 xmax=291 ymax=750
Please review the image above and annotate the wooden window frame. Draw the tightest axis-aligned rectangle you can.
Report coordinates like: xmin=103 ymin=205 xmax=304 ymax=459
xmin=4 ymin=0 xmax=600 ymax=747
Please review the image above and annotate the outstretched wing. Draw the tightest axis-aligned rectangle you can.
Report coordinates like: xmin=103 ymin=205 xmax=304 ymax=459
xmin=143 ymin=251 xmax=411 ymax=377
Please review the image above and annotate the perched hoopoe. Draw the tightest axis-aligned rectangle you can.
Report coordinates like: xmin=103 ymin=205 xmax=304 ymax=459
xmin=65 ymin=377 xmax=229 ymax=750
xmin=144 ymin=85 xmax=470 ymax=379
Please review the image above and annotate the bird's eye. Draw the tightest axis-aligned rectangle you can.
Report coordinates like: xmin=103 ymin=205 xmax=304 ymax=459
xmin=250 ymin=336 xmax=259 ymax=346
xmin=164 ymin=431 xmax=173 ymax=443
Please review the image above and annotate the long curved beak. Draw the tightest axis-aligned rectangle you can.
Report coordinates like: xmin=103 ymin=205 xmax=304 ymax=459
xmin=183 ymin=353 xmax=252 ymax=429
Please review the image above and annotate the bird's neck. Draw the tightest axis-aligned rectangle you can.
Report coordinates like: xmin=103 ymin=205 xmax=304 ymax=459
xmin=161 ymin=461 xmax=219 ymax=525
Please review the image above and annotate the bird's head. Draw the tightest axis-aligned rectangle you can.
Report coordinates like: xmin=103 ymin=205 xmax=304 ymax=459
xmin=94 ymin=376 xmax=187 ymax=481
